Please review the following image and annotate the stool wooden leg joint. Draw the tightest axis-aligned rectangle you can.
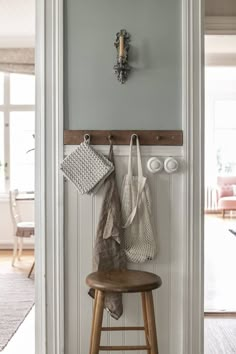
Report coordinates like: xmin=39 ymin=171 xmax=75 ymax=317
xmin=145 ymin=291 xmax=159 ymax=354
xmin=90 ymin=290 xmax=105 ymax=354
xmin=89 ymin=290 xmax=159 ymax=354
xmin=142 ymin=292 xmax=151 ymax=354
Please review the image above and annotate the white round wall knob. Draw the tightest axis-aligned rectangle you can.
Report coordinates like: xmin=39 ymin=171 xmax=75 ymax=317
xmin=164 ymin=157 xmax=179 ymax=173
xmin=147 ymin=157 xmax=164 ymax=173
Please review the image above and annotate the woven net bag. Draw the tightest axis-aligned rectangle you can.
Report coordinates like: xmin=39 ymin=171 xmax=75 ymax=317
xmin=121 ymin=135 xmax=157 ymax=263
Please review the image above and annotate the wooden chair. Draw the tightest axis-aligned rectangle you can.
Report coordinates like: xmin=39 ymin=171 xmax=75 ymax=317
xmin=86 ymin=269 xmax=162 ymax=354
xmin=9 ymin=189 xmax=35 ymax=277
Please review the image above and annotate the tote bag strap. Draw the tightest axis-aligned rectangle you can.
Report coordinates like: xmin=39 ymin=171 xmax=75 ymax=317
xmin=128 ymin=134 xmax=143 ymax=179
xmin=123 ymin=135 xmax=146 ymax=229
xmin=123 ymin=177 xmax=146 ymax=228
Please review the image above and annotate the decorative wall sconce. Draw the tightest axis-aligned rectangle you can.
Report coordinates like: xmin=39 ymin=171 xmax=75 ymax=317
xmin=113 ymin=29 xmax=131 ymax=84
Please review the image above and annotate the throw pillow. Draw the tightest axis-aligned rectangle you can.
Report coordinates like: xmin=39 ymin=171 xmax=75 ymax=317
xmin=218 ymin=185 xmax=233 ymax=198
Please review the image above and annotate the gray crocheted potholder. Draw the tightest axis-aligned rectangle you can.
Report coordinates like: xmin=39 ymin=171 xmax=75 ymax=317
xmin=61 ymin=142 xmax=114 ymax=194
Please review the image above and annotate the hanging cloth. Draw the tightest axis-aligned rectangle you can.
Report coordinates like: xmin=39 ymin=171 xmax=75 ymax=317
xmin=89 ymin=144 xmax=126 ymax=320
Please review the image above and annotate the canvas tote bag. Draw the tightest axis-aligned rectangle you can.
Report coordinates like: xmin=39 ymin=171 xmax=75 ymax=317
xmin=121 ymin=135 xmax=157 ymax=263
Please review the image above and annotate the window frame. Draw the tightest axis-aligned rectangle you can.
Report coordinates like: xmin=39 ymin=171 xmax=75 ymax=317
xmin=0 ymin=72 xmax=35 ymax=195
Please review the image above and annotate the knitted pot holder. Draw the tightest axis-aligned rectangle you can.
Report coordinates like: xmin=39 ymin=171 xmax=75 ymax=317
xmin=61 ymin=142 xmax=114 ymax=195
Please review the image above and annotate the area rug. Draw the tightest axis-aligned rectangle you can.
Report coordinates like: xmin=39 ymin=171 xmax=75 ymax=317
xmin=0 ymin=273 xmax=34 ymax=351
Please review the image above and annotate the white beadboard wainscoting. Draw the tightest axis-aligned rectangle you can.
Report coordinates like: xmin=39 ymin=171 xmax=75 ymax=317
xmin=64 ymin=145 xmax=185 ymax=354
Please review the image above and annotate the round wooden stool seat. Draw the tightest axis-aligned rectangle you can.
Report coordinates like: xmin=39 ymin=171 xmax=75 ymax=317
xmin=86 ymin=269 xmax=162 ymax=293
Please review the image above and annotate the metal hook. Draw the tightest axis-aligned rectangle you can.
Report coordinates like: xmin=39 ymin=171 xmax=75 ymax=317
xmin=107 ymin=135 xmax=113 ymax=144
xmin=84 ymin=134 xmax=90 ymax=143
xmin=131 ymin=133 xmax=138 ymax=140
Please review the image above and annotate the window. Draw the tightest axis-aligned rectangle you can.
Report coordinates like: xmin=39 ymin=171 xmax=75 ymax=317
xmin=0 ymin=72 xmax=35 ymax=193
xmin=205 ymin=67 xmax=236 ymax=187
xmin=215 ymin=100 xmax=236 ymax=175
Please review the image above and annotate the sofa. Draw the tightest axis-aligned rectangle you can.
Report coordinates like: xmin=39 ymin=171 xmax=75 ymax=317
xmin=217 ymin=176 xmax=236 ymax=217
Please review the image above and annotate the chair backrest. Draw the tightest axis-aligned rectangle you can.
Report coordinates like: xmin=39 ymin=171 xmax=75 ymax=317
xmin=9 ymin=189 xmax=21 ymax=230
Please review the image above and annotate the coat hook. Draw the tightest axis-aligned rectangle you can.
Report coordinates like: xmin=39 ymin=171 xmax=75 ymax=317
xmin=84 ymin=134 xmax=90 ymax=143
xmin=107 ymin=135 xmax=113 ymax=144
xmin=131 ymin=133 xmax=138 ymax=140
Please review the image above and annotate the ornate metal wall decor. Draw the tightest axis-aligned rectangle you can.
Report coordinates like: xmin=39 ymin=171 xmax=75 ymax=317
xmin=113 ymin=29 xmax=131 ymax=84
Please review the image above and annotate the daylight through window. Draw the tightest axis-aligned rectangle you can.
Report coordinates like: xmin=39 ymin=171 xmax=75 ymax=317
xmin=0 ymin=72 xmax=35 ymax=193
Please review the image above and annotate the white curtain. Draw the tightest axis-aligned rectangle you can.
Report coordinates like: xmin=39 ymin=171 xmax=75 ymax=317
xmin=0 ymin=48 xmax=34 ymax=74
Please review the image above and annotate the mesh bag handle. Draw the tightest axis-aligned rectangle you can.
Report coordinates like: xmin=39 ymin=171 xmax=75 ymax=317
xmin=123 ymin=135 xmax=146 ymax=228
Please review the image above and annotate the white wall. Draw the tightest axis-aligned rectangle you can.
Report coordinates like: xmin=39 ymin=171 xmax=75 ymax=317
xmin=0 ymin=0 xmax=35 ymax=48
xmin=0 ymin=199 xmax=34 ymax=249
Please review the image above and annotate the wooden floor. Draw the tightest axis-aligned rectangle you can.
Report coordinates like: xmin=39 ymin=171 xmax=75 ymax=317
xmin=0 ymin=249 xmax=35 ymax=354
xmin=205 ymin=315 xmax=236 ymax=354
xmin=0 ymin=249 xmax=34 ymax=275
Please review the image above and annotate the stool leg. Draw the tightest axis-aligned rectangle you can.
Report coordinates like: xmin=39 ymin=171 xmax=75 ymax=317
xmin=89 ymin=290 xmax=98 ymax=354
xmin=90 ymin=290 xmax=105 ymax=354
xmin=145 ymin=291 xmax=159 ymax=354
xmin=141 ymin=293 xmax=151 ymax=354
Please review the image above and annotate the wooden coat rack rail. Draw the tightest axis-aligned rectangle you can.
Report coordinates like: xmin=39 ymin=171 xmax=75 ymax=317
xmin=64 ymin=130 xmax=183 ymax=146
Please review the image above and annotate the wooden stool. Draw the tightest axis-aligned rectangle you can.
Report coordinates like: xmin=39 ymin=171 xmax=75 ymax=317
xmin=86 ymin=269 xmax=162 ymax=354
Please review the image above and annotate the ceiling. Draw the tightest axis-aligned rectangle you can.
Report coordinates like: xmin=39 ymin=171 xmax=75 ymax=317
xmin=0 ymin=0 xmax=35 ymax=47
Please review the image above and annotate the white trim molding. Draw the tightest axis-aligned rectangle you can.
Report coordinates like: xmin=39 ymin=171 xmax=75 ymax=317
xmin=182 ymin=0 xmax=204 ymax=353
xmin=205 ymin=16 xmax=236 ymax=34
xmin=36 ymin=0 xmax=64 ymax=354
xmin=35 ymin=0 xmax=46 ymax=352
xmin=65 ymin=145 xmax=184 ymax=157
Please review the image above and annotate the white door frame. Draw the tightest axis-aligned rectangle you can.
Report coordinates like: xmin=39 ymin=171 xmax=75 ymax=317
xmin=182 ymin=1 xmax=204 ymax=353
xmin=35 ymin=0 xmax=64 ymax=353
xmin=36 ymin=0 xmax=204 ymax=353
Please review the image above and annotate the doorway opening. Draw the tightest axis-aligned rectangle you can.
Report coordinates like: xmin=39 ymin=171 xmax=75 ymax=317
xmin=0 ymin=2 xmax=35 ymax=353
xmin=204 ymin=34 xmax=236 ymax=353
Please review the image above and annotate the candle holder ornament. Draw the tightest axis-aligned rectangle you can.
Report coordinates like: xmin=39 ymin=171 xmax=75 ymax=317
xmin=113 ymin=29 xmax=131 ymax=84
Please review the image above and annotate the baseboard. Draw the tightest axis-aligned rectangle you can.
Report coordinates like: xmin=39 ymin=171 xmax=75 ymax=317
xmin=205 ymin=312 xmax=236 ymax=317
xmin=0 ymin=240 xmax=34 ymax=250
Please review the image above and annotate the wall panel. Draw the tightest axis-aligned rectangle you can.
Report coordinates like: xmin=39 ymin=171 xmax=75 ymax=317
xmin=64 ymin=0 xmax=182 ymax=130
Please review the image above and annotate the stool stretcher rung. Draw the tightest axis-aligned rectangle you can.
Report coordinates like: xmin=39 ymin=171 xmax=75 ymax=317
xmin=99 ymin=345 xmax=150 ymax=351
xmin=101 ymin=326 xmax=145 ymax=331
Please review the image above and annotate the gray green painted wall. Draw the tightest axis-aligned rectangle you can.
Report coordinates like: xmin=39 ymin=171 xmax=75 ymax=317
xmin=64 ymin=0 xmax=182 ymax=130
